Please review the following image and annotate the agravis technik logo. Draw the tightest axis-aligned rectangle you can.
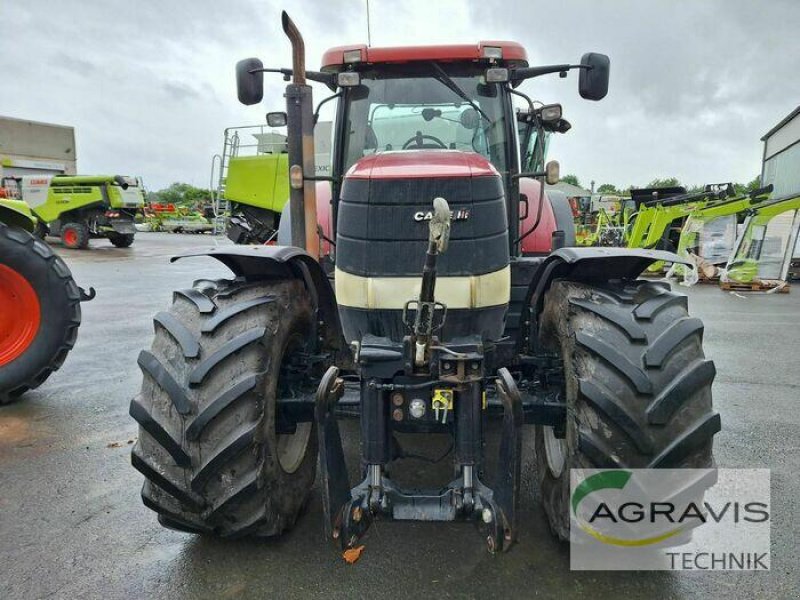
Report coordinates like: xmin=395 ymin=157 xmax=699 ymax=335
xmin=569 ymin=468 xmax=770 ymax=570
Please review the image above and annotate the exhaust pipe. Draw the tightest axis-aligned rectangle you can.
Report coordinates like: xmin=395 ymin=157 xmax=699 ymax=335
xmin=281 ymin=11 xmax=319 ymax=256
xmin=282 ymin=12 xmax=306 ymax=85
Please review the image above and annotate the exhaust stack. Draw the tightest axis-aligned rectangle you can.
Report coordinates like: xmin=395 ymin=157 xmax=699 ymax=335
xmin=282 ymin=11 xmax=319 ymax=257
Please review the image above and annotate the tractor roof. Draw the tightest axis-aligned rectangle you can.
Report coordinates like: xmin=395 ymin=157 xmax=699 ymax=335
xmin=321 ymin=42 xmax=528 ymax=72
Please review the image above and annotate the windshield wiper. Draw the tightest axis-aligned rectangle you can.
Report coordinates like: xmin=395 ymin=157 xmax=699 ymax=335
xmin=428 ymin=62 xmax=492 ymax=125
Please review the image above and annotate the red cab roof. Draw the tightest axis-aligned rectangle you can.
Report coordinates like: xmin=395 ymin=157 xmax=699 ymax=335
xmin=321 ymin=42 xmax=528 ymax=71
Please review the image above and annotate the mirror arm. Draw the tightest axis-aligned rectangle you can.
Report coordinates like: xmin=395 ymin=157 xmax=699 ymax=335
xmin=510 ymin=63 xmax=590 ymax=83
xmin=512 ymin=171 xmax=546 ymax=181
xmin=250 ymin=67 xmax=337 ymax=90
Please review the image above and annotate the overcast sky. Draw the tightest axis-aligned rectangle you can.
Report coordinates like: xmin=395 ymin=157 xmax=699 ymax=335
xmin=3 ymin=0 xmax=798 ymax=191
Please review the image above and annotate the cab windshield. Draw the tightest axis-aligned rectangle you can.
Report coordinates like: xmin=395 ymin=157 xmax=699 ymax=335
xmin=341 ymin=65 xmax=510 ymax=175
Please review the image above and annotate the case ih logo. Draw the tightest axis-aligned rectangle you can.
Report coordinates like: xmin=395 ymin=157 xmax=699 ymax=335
xmin=414 ymin=208 xmax=470 ymax=222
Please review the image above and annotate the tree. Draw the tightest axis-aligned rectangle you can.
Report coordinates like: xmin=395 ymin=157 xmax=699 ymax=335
xmin=597 ymin=183 xmax=618 ymax=194
xmin=561 ymin=174 xmax=581 ymax=187
xmin=745 ymin=175 xmax=762 ymax=192
xmin=646 ymin=177 xmax=682 ymax=189
xmin=153 ymin=183 xmax=213 ymax=207
xmin=730 ymin=177 xmax=760 ymax=196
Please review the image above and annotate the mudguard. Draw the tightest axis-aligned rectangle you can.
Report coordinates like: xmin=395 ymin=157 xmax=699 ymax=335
xmin=0 ymin=200 xmax=36 ymax=232
xmin=519 ymin=247 xmax=691 ymax=353
xmin=171 ymin=245 xmax=348 ymax=359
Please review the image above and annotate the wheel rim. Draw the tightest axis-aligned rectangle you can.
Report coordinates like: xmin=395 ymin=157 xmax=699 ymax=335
xmin=276 ymin=333 xmax=313 ymax=474
xmin=543 ymin=426 xmax=567 ymax=478
xmin=63 ymin=228 xmax=78 ymax=247
xmin=278 ymin=422 xmax=313 ymax=474
xmin=0 ymin=264 xmax=41 ymax=366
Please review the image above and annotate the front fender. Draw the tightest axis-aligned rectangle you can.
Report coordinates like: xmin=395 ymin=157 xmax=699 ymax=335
xmin=171 ymin=245 xmax=347 ymax=357
xmin=0 ymin=200 xmax=36 ymax=232
xmin=520 ymin=247 xmax=690 ymax=352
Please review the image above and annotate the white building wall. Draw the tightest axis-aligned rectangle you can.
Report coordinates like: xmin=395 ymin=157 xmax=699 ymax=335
xmin=0 ymin=116 xmax=77 ymax=178
xmin=762 ymin=110 xmax=800 ymax=198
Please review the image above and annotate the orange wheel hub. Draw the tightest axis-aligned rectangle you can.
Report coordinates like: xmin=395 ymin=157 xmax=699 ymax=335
xmin=63 ymin=228 xmax=78 ymax=248
xmin=0 ymin=264 xmax=41 ymax=366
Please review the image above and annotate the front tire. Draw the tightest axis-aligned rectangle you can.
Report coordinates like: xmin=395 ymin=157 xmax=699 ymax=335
xmin=131 ymin=278 xmax=319 ymax=537
xmin=535 ymin=279 xmax=719 ymax=540
xmin=0 ymin=223 xmax=82 ymax=404
xmin=109 ymin=233 xmax=134 ymax=248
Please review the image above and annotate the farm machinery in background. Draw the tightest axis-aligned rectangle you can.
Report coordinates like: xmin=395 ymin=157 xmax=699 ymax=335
xmin=721 ymin=192 xmax=800 ymax=291
xmin=0 ymin=193 xmax=93 ymax=403
xmin=1 ymin=174 xmax=144 ymax=249
xmin=573 ymin=194 xmax=634 ymax=247
xmin=142 ymin=202 xmax=214 ymax=234
xmin=130 ymin=12 xmax=718 ymax=554
xmin=211 ymin=120 xmax=333 ymax=244
xmin=574 ymin=182 xmax=797 ymax=290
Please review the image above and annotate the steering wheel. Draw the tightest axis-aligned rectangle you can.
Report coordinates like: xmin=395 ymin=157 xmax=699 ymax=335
xmin=402 ymin=131 xmax=448 ymax=150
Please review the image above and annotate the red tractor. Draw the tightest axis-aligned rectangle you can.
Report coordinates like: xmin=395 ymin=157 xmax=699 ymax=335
xmin=131 ymin=13 xmax=718 ymax=552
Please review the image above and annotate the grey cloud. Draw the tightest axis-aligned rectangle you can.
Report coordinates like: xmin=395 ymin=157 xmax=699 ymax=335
xmin=2 ymin=0 xmax=797 ymax=189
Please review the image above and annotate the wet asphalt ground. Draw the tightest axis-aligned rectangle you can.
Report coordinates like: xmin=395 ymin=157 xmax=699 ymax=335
xmin=0 ymin=232 xmax=797 ymax=599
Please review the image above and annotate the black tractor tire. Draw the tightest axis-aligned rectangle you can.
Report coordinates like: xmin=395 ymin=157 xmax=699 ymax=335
xmin=535 ymin=279 xmax=719 ymax=540
xmin=109 ymin=233 xmax=135 ymax=248
xmin=61 ymin=222 xmax=90 ymax=249
xmin=0 ymin=223 xmax=82 ymax=404
xmin=131 ymin=278 xmax=318 ymax=537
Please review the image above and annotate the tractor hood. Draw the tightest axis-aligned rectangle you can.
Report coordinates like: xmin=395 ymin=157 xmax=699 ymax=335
xmin=336 ymin=149 xmax=510 ymax=343
xmin=345 ymin=150 xmax=499 ymax=180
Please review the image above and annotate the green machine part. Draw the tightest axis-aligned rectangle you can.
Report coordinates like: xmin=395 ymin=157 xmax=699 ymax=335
xmin=726 ymin=194 xmax=800 ymax=283
xmin=626 ymin=200 xmax=710 ymax=250
xmin=674 ymin=189 xmax=773 ymax=271
xmin=224 ymin=154 xmax=289 ymax=213
xmin=677 ymin=190 xmax=771 ymax=256
xmin=0 ymin=198 xmax=36 ymax=232
xmin=21 ymin=175 xmax=144 ymax=224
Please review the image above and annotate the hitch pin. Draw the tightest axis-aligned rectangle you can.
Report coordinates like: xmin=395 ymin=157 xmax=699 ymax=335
xmin=441 ymin=405 xmax=448 ymax=424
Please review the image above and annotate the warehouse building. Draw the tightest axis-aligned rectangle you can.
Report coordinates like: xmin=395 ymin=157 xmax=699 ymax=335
xmin=0 ymin=116 xmax=77 ymax=178
xmin=761 ymin=106 xmax=800 ymax=196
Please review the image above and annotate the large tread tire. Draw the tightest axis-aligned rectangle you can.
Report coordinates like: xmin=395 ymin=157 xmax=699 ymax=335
xmin=0 ymin=223 xmax=82 ymax=404
xmin=61 ymin=222 xmax=90 ymax=249
xmin=131 ymin=278 xmax=318 ymax=538
xmin=108 ymin=233 xmax=134 ymax=248
xmin=535 ymin=279 xmax=719 ymax=540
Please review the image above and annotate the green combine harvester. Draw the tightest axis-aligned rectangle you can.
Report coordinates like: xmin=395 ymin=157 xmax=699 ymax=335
xmin=213 ymin=125 xmax=290 ymax=244
xmin=2 ymin=174 xmax=145 ymax=249
xmin=0 ymin=195 xmax=92 ymax=403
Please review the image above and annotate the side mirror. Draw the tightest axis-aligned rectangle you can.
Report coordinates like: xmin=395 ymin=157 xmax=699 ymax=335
xmin=266 ymin=112 xmax=288 ymax=127
xmin=578 ymin=53 xmax=610 ymax=101
xmin=545 ymin=160 xmax=560 ymax=185
xmin=236 ymin=57 xmax=264 ymax=105
xmin=459 ymin=108 xmax=480 ymax=129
